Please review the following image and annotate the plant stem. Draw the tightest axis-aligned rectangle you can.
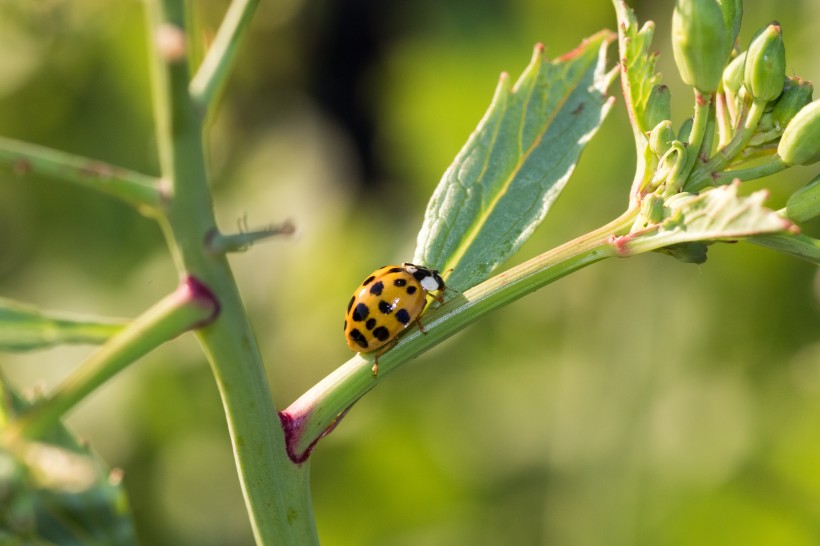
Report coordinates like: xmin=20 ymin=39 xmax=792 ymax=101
xmin=282 ymin=207 xmax=639 ymax=459
xmin=681 ymin=90 xmax=713 ymax=182
xmin=147 ymin=1 xmax=317 ymax=543
xmin=0 ymin=135 xmax=163 ymax=213
xmin=189 ymin=0 xmax=260 ymax=116
xmin=5 ymin=278 xmax=216 ymax=442
xmin=712 ymin=156 xmax=787 ymax=184
xmin=715 ymin=92 xmax=733 ymax=148
xmin=686 ymin=98 xmax=766 ymax=192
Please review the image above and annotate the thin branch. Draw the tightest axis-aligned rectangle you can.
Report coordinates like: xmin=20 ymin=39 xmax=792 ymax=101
xmin=281 ymin=208 xmax=639 ymax=460
xmin=0 ymin=136 xmax=163 ymax=213
xmin=5 ymin=277 xmax=218 ymax=441
xmin=189 ymin=0 xmax=261 ymax=116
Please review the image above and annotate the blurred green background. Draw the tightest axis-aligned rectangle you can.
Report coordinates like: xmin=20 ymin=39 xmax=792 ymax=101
xmin=1 ymin=0 xmax=819 ymax=544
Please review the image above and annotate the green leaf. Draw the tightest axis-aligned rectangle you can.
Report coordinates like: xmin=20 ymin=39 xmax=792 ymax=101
xmin=785 ymin=173 xmax=820 ymax=223
xmin=614 ymin=182 xmax=795 ymax=257
xmin=414 ymin=31 xmax=617 ymax=291
xmin=614 ymin=0 xmax=663 ymax=136
xmin=748 ymin=232 xmax=820 ymax=265
xmin=0 ymin=378 xmax=137 ymax=545
xmin=0 ymin=298 xmax=126 ymax=352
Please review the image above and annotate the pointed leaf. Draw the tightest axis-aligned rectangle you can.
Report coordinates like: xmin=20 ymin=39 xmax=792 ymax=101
xmin=614 ymin=0 xmax=663 ymax=136
xmin=414 ymin=31 xmax=617 ymax=291
xmin=748 ymin=232 xmax=820 ymax=265
xmin=614 ymin=182 xmax=795 ymax=256
xmin=786 ymin=173 xmax=820 ymax=223
xmin=0 ymin=298 xmax=126 ymax=352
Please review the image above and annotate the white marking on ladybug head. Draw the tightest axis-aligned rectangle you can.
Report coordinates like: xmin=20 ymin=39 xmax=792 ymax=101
xmin=420 ymin=274 xmax=440 ymax=291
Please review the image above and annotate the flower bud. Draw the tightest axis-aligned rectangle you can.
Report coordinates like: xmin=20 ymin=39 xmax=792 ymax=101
xmin=643 ymin=85 xmax=672 ymax=131
xmin=722 ymin=51 xmax=745 ymax=95
xmin=649 ymin=120 xmax=677 ymax=156
xmin=672 ymin=0 xmax=729 ymax=93
xmin=716 ymin=0 xmax=742 ymax=60
xmin=778 ymin=100 xmax=820 ymax=166
xmin=743 ymin=22 xmax=786 ymax=103
xmin=772 ymin=76 xmax=813 ymax=130
xmin=641 ymin=195 xmax=666 ymax=224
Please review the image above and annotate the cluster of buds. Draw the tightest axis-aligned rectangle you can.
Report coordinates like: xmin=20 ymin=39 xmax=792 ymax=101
xmin=642 ymin=0 xmax=819 ymax=216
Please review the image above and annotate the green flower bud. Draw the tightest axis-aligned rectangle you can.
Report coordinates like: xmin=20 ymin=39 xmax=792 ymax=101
xmin=743 ymin=22 xmax=786 ymax=103
xmin=716 ymin=0 xmax=742 ymax=60
xmin=771 ymin=76 xmax=813 ymax=130
xmin=641 ymin=194 xmax=666 ymax=224
xmin=649 ymin=120 xmax=677 ymax=156
xmin=778 ymin=100 xmax=820 ymax=166
xmin=672 ymin=0 xmax=729 ymax=93
xmin=643 ymin=85 xmax=672 ymax=130
xmin=722 ymin=51 xmax=746 ymax=95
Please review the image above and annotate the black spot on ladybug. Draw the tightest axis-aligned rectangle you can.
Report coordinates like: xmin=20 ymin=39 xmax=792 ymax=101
xmin=362 ymin=275 xmax=375 ymax=286
xmin=373 ymin=326 xmax=390 ymax=341
xmin=365 ymin=318 xmax=376 ymax=330
xmin=406 ymin=286 xmax=417 ymax=295
xmin=347 ymin=296 xmax=355 ymax=313
xmin=369 ymin=281 xmax=384 ymax=296
xmin=343 ymin=320 xmax=347 ymax=331
xmin=395 ymin=308 xmax=411 ymax=325
xmin=349 ymin=328 xmax=368 ymax=349
xmin=378 ymin=300 xmax=394 ymax=314
xmin=387 ymin=267 xmax=402 ymax=274
xmin=393 ymin=278 xmax=407 ymax=287
xmin=411 ymin=269 xmax=426 ymax=281
xmin=352 ymin=303 xmax=369 ymax=321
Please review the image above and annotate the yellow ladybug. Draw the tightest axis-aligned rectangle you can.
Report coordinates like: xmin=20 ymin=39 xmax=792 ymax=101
xmin=344 ymin=263 xmax=446 ymax=375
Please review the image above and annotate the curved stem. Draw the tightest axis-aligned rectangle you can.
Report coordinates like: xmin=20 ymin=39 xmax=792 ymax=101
xmin=147 ymin=1 xmax=317 ymax=543
xmin=282 ymin=207 xmax=639 ymax=460
xmin=712 ymin=156 xmax=788 ymax=185
xmin=5 ymin=278 xmax=217 ymax=441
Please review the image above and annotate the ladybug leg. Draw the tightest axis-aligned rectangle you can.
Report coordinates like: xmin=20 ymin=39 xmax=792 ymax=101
xmin=371 ymin=340 xmax=398 ymax=377
xmin=415 ymin=316 xmax=427 ymax=334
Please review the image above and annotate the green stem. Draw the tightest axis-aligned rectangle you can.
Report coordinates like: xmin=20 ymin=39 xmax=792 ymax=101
xmin=0 ymin=135 xmax=163 ymax=214
xmin=715 ymin=92 xmax=733 ymax=148
xmin=681 ymin=90 xmax=713 ymax=183
xmin=189 ymin=0 xmax=260 ymax=116
xmin=282 ymin=207 xmax=639 ymax=459
xmin=147 ymin=1 xmax=316 ymax=543
xmin=712 ymin=156 xmax=788 ymax=185
xmin=5 ymin=278 xmax=217 ymax=441
xmin=686 ymin=98 xmax=766 ymax=193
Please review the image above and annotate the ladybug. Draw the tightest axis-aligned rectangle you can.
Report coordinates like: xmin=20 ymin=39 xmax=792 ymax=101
xmin=344 ymin=263 xmax=446 ymax=375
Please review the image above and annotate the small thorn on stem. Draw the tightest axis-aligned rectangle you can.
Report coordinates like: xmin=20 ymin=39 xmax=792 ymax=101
xmin=206 ymin=219 xmax=296 ymax=254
